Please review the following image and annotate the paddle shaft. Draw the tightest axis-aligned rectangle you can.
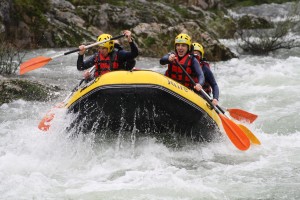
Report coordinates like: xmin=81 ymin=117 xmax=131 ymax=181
xmin=174 ymin=60 xmax=250 ymax=150
xmin=61 ymin=79 xmax=85 ymax=103
xmin=173 ymin=59 xmax=252 ymax=121
xmin=38 ymin=66 xmax=95 ymax=131
xmin=63 ymin=66 xmax=96 ymax=103
xmin=52 ymin=34 xmax=125 ymax=59
xmin=171 ymin=59 xmax=256 ymax=122
xmin=173 ymin=60 xmax=239 ymax=116
xmin=193 ymin=75 xmax=261 ymax=145
xmin=173 ymin=60 xmax=219 ymax=112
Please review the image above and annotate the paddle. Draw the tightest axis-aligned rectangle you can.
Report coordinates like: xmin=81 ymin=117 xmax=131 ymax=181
xmin=237 ymin=124 xmax=261 ymax=145
xmin=20 ymin=34 xmax=125 ymax=75
xmin=223 ymin=107 xmax=258 ymax=123
xmin=212 ymin=99 xmax=260 ymax=145
xmin=174 ymin=60 xmax=250 ymax=151
xmin=38 ymin=78 xmax=85 ymax=131
xmin=38 ymin=65 xmax=96 ymax=131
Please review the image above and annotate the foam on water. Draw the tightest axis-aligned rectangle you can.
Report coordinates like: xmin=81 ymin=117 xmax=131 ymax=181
xmin=1 ymin=48 xmax=300 ymax=199
xmin=214 ymin=55 xmax=300 ymax=134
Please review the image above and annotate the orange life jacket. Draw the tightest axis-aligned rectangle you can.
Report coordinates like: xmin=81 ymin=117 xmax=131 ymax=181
xmin=94 ymin=50 xmax=119 ymax=77
xmin=165 ymin=54 xmax=198 ymax=89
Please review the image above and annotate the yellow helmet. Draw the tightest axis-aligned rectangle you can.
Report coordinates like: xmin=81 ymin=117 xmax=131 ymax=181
xmin=97 ymin=33 xmax=114 ymax=53
xmin=192 ymin=42 xmax=205 ymax=57
xmin=175 ymin=33 xmax=192 ymax=51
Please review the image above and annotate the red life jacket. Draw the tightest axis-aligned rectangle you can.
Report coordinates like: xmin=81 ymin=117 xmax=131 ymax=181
xmin=94 ymin=50 xmax=119 ymax=77
xmin=165 ymin=54 xmax=198 ymax=89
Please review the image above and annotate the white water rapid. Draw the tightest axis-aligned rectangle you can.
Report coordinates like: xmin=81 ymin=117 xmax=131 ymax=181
xmin=1 ymin=44 xmax=300 ymax=199
xmin=2 ymin=1 xmax=300 ymax=196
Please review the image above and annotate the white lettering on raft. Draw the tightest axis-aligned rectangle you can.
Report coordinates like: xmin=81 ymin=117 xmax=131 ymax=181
xmin=166 ymin=78 xmax=188 ymax=92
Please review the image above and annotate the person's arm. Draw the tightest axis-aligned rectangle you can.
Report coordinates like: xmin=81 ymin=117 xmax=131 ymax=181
xmin=117 ymin=30 xmax=139 ymax=68
xmin=202 ymin=65 xmax=219 ymax=100
xmin=160 ymin=54 xmax=171 ymax=65
xmin=117 ymin=42 xmax=139 ymax=71
xmin=118 ymin=41 xmax=139 ymax=61
xmin=192 ymin=58 xmax=205 ymax=86
xmin=160 ymin=52 xmax=176 ymax=65
xmin=77 ymin=53 xmax=96 ymax=71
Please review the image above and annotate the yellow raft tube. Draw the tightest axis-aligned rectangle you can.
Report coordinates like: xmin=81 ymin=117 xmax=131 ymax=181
xmin=65 ymin=70 xmax=222 ymax=144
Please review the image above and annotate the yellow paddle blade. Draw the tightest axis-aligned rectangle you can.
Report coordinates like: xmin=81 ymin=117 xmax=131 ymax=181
xmin=20 ymin=56 xmax=52 ymax=75
xmin=238 ymin=124 xmax=261 ymax=145
xmin=219 ymin=114 xmax=251 ymax=151
xmin=227 ymin=108 xmax=258 ymax=123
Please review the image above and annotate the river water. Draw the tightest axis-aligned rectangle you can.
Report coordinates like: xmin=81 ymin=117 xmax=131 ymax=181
xmin=0 ymin=43 xmax=300 ymax=199
xmin=2 ymin=2 xmax=300 ymax=196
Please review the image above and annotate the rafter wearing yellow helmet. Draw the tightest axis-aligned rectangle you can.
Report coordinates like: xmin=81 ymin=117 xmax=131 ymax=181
xmin=97 ymin=34 xmax=115 ymax=53
xmin=192 ymin=42 xmax=220 ymax=107
xmin=77 ymin=30 xmax=138 ymax=80
xmin=160 ymin=33 xmax=205 ymax=92
xmin=192 ymin=42 xmax=204 ymax=57
xmin=174 ymin=33 xmax=192 ymax=51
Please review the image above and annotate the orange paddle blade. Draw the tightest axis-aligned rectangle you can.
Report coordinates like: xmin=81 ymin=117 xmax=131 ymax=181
xmin=238 ymin=124 xmax=261 ymax=145
xmin=227 ymin=108 xmax=258 ymax=123
xmin=20 ymin=56 xmax=52 ymax=75
xmin=38 ymin=102 xmax=65 ymax=131
xmin=38 ymin=112 xmax=55 ymax=131
xmin=219 ymin=114 xmax=251 ymax=151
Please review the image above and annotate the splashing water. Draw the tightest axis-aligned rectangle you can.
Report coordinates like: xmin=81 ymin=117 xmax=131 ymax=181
xmin=1 ymin=46 xmax=300 ymax=199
